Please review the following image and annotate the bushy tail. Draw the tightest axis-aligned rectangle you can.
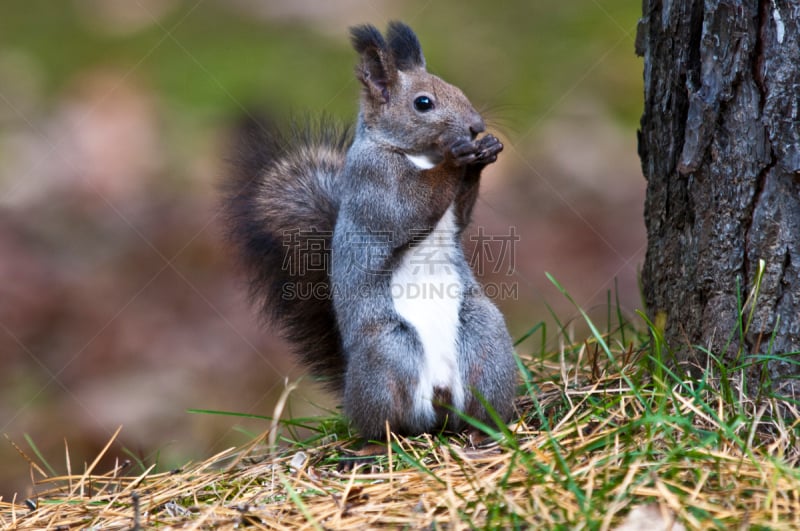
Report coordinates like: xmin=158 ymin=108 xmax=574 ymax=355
xmin=221 ymin=117 xmax=352 ymax=391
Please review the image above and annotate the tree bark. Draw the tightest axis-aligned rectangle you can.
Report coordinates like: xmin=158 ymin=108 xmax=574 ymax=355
xmin=637 ymin=0 xmax=800 ymax=394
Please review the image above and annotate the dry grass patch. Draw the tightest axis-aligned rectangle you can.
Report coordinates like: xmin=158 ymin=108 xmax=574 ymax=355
xmin=3 ymin=349 xmax=800 ymax=529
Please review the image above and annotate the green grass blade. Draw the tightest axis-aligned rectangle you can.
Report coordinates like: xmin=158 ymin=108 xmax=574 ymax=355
xmin=24 ymin=434 xmax=57 ymax=477
xmin=187 ymin=408 xmax=273 ymax=421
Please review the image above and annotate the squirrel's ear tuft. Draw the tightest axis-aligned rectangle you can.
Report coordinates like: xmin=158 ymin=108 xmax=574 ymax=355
xmin=386 ymin=21 xmax=425 ymax=70
xmin=350 ymin=24 xmax=395 ymax=103
xmin=349 ymin=24 xmax=386 ymax=56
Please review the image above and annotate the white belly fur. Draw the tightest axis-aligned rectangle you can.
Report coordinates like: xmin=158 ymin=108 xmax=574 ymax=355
xmin=391 ymin=205 xmax=464 ymax=421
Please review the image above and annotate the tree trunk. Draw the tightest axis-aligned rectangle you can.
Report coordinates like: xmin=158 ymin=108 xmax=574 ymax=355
xmin=637 ymin=0 xmax=800 ymax=394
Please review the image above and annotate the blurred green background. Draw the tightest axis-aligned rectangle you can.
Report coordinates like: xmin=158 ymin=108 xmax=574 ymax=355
xmin=0 ymin=0 xmax=644 ymax=499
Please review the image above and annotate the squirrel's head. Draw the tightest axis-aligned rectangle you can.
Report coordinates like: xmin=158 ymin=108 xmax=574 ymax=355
xmin=350 ymin=22 xmax=485 ymax=162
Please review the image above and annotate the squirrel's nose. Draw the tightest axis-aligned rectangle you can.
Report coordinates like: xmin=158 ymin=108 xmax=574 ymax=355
xmin=469 ymin=116 xmax=485 ymax=139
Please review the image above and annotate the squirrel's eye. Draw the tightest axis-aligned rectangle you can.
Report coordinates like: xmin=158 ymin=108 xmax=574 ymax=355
xmin=413 ymin=95 xmax=434 ymax=112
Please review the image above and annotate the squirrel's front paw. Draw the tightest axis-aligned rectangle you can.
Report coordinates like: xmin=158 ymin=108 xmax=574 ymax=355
xmin=450 ymin=134 xmax=504 ymax=167
xmin=475 ymin=134 xmax=504 ymax=163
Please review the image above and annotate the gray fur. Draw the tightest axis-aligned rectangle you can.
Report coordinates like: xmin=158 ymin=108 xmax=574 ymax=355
xmin=224 ymin=22 xmax=516 ymax=440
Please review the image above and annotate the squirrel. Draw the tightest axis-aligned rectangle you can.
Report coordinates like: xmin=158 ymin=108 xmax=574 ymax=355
xmin=223 ymin=21 xmax=517 ymax=441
